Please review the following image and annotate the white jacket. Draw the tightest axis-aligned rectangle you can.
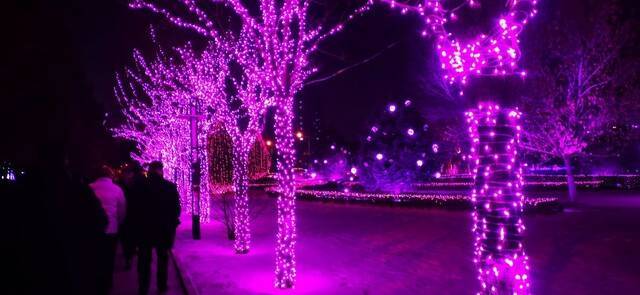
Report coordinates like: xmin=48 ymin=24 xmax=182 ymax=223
xmin=90 ymin=177 xmax=126 ymax=235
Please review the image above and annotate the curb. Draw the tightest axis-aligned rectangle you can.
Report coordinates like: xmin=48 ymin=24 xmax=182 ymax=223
xmin=171 ymin=250 xmax=199 ymax=295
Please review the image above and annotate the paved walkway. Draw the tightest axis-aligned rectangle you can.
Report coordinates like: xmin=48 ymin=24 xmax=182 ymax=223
xmin=112 ymin=245 xmax=185 ymax=295
xmin=171 ymin=191 xmax=640 ymax=294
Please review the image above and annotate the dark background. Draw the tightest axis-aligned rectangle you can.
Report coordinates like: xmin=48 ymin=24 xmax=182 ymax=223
xmin=1 ymin=0 xmax=638 ymax=171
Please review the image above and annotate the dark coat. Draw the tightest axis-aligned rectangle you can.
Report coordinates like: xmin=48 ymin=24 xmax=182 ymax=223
xmin=120 ymin=175 xmax=147 ymax=242
xmin=138 ymin=175 xmax=181 ymax=248
xmin=7 ymin=170 xmax=107 ymax=295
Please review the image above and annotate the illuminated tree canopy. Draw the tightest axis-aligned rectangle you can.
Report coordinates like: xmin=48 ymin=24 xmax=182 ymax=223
xmin=127 ymin=0 xmax=373 ymax=287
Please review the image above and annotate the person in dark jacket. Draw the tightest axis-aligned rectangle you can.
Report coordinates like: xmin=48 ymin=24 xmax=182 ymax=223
xmin=137 ymin=161 xmax=181 ymax=295
xmin=8 ymin=150 xmax=108 ymax=295
xmin=119 ymin=162 xmax=147 ymax=270
xmin=62 ymin=174 xmax=109 ymax=295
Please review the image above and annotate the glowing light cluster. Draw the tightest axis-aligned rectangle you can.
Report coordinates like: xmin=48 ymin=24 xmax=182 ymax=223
xmin=383 ymin=0 xmax=538 ymax=85
xmin=466 ymin=102 xmax=530 ymax=294
xmin=524 ymin=181 xmax=602 ymax=187
xmin=294 ymin=189 xmax=557 ymax=209
xmin=0 ymin=165 xmax=17 ymax=182
xmin=113 ymin=39 xmax=213 ymax=223
xmin=359 ymin=99 xmax=435 ymax=192
xmin=273 ymin=104 xmax=298 ymax=288
xmin=129 ymin=0 xmax=375 ymax=287
xmin=412 ymin=180 xmax=604 ymax=188
xmin=193 ymin=37 xmax=270 ymax=254
xmin=113 ymin=28 xmax=272 ymax=249
xmin=207 ymin=128 xmax=273 ymax=252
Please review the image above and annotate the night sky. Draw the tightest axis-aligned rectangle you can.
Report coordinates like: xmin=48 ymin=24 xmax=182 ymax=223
xmin=2 ymin=0 xmax=638 ymax=169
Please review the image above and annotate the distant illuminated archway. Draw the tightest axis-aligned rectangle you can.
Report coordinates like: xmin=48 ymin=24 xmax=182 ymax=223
xmin=207 ymin=124 xmax=272 ymax=194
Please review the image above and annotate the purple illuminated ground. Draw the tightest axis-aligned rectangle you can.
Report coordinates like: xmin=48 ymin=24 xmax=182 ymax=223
xmin=112 ymin=246 xmax=184 ymax=295
xmin=173 ymin=191 xmax=640 ymax=294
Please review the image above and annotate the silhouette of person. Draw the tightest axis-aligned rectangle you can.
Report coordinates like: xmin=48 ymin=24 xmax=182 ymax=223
xmin=137 ymin=161 xmax=181 ymax=295
xmin=9 ymin=148 xmax=108 ymax=295
xmin=59 ymin=158 xmax=108 ymax=295
xmin=119 ymin=162 xmax=147 ymax=270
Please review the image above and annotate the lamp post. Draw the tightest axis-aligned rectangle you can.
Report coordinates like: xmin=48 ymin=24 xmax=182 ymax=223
xmin=180 ymin=101 xmax=206 ymax=240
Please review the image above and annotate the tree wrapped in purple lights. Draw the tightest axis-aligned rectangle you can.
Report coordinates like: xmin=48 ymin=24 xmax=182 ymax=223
xmin=113 ymin=39 xmax=213 ymax=222
xmin=117 ymin=28 xmax=270 ymax=251
xmin=208 ymin=129 xmax=272 ymax=193
xmin=192 ymin=35 xmax=270 ymax=254
xmin=381 ymin=1 xmax=538 ymax=293
xmin=129 ymin=0 xmax=374 ymax=287
xmin=208 ymin=124 xmax=272 ymax=241
xmin=466 ymin=103 xmax=530 ymax=294
xmin=382 ymin=0 xmax=537 ymax=86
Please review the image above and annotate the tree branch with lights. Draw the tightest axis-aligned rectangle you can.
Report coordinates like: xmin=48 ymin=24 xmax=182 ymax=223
xmin=129 ymin=0 xmax=374 ymax=287
xmin=112 ymin=35 xmax=215 ymax=222
xmin=382 ymin=1 xmax=538 ymax=294
xmin=182 ymin=32 xmax=271 ymax=254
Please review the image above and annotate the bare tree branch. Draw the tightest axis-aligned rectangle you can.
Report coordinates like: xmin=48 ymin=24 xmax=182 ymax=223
xmin=305 ymin=41 xmax=399 ymax=86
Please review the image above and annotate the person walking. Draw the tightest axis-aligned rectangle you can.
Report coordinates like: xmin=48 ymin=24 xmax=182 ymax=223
xmin=137 ymin=161 xmax=181 ymax=295
xmin=11 ymin=150 xmax=108 ymax=295
xmin=119 ymin=162 xmax=147 ymax=270
xmin=90 ymin=165 xmax=126 ymax=295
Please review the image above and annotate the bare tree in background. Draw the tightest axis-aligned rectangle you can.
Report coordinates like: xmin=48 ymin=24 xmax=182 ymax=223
xmin=520 ymin=1 xmax=639 ymax=202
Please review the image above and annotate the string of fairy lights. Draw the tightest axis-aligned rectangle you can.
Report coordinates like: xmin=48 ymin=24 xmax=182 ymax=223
xmin=382 ymin=0 xmax=538 ymax=87
xmin=295 ymin=189 xmax=557 ymax=208
xmin=117 ymin=0 xmax=550 ymax=292
xmin=116 ymin=27 xmax=272 ymax=252
xmin=113 ymin=37 xmax=213 ymax=223
xmin=207 ymin=128 xmax=272 ymax=193
xmin=128 ymin=0 xmax=375 ymax=288
xmin=412 ymin=180 xmax=604 ymax=188
xmin=383 ymin=1 xmax=538 ymax=294
xmin=467 ymin=103 xmax=530 ymax=294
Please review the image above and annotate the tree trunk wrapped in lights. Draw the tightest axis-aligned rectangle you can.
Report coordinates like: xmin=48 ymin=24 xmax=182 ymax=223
xmin=112 ymin=38 xmax=213 ymax=223
xmin=231 ymin=135 xmax=272 ymax=250
xmin=208 ymin=128 xmax=272 ymax=241
xmin=381 ymin=1 xmax=538 ymax=293
xmin=129 ymin=0 xmax=374 ymax=286
xmin=466 ymin=102 xmax=530 ymax=294
xmin=273 ymin=103 xmax=297 ymax=288
xmin=118 ymin=28 xmax=270 ymax=248
xmin=232 ymin=145 xmax=251 ymax=253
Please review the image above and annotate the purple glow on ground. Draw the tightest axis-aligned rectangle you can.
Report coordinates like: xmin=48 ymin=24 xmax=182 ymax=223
xmin=172 ymin=191 xmax=640 ymax=294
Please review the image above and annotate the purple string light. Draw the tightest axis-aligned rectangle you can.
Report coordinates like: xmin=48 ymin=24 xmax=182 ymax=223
xmin=114 ymin=31 xmax=270 ymax=251
xmin=382 ymin=0 xmax=538 ymax=86
xmin=129 ymin=0 xmax=375 ymax=288
xmin=466 ymin=102 xmax=530 ymax=294
xmin=381 ymin=2 xmax=538 ymax=292
xmin=113 ymin=39 xmax=212 ymax=223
